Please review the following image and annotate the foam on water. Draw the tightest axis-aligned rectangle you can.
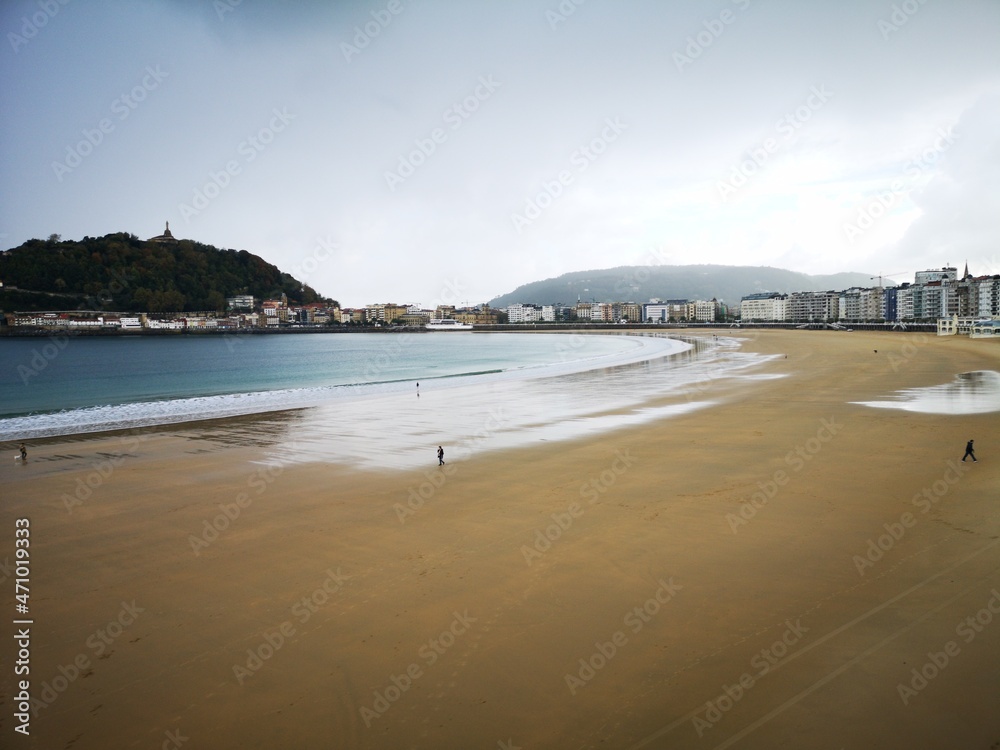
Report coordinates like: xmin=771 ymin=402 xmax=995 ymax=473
xmin=0 ymin=333 xmax=688 ymax=440
xmin=2 ymin=334 xmax=785 ymax=468
xmin=251 ymin=336 xmax=782 ymax=470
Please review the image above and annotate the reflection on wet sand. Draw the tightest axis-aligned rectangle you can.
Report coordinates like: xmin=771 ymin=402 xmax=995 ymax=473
xmin=203 ymin=336 xmax=782 ymax=470
xmin=855 ymin=370 xmax=1000 ymax=415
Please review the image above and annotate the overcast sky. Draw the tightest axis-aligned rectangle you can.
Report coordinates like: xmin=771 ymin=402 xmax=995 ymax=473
xmin=2 ymin=0 xmax=998 ymax=307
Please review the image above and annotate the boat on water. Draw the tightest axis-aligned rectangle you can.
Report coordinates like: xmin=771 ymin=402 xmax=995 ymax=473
xmin=425 ymin=318 xmax=473 ymax=331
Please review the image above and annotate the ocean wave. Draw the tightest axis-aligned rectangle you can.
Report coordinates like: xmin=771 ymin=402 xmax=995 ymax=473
xmin=0 ymin=333 xmax=691 ymax=440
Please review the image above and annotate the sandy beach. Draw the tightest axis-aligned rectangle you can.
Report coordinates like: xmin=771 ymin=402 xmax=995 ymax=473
xmin=2 ymin=329 xmax=999 ymax=749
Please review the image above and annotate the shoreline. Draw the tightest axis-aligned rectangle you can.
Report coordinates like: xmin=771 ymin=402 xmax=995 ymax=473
xmin=2 ymin=330 xmax=999 ymax=748
xmin=0 ymin=321 xmax=941 ymax=337
xmin=0 ymin=331 xmax=695 ymax=445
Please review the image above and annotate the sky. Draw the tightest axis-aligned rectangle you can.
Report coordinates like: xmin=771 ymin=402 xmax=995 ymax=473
xmin=1 ymin=0 xmax=999 ymax=308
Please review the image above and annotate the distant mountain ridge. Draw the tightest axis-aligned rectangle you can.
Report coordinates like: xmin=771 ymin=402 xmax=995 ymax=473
xmin=489 ymin=265 xmax=887 ymax=307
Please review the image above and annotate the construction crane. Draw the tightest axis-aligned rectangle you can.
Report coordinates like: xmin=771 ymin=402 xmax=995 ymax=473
xmin=870 ymin=271 xmax=909 ymax=287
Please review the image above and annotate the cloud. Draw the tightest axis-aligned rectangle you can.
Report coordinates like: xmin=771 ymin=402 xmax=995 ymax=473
xmin=2 ymin=0 xmax=999 ymax=305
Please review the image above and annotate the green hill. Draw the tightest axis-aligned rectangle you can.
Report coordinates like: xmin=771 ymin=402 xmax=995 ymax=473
xmin=489 ymin=264 xmax=888 ymax=307
xmin=0 ymin=233 xmax=334 ymax=313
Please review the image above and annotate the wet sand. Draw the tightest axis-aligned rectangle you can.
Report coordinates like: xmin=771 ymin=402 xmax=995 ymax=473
xmin=2 ymin=330 xmax=999 ymax=749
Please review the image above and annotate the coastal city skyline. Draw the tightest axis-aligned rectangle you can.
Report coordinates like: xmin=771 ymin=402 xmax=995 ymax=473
xmin=1 ymin=224 xmax=990 ymax=315
xmin=7 ymin=260 xmax=999 ymax=334
xmin=3 ymin=1 xmax=999 ymax=306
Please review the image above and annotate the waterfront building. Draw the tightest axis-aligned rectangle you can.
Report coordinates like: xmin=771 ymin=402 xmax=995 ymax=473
xmin=740 ymin=292 xmax=787 ymax=322
xmin=506 ymin=303 xmax=541 ymax=323
xmin=937 ymin=314 xmax=1000 ymax=337
xmin=786 ymin=291 xmax=838 ymax=322
xmin=915 ymin=267 xmax=957 ymax=285
xmin=227 ymin=295 xmax=254 ymax=311
xmin=975 ymin=276 xmax=1000 ymax=316
xmin=643 ymin=303 xmax=670 ymax=323
xmin=687 ymin=299 xmax=719 ymax=323
xmin=619 ymin=303 xmax=642 ymax=322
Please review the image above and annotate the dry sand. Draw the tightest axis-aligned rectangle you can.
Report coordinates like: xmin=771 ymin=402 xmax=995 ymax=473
xmin=1 ymin=330 xmax=999 ymax=749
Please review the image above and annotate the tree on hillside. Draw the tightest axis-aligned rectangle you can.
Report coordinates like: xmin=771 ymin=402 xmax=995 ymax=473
xmin=0 ymin=232 xmax=334 ymax=312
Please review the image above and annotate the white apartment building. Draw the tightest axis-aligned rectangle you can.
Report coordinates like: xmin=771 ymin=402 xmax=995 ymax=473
xmin=786 ymin=291 xmax=838 ymax=322
xmin=687 ymin=299 xmax=718 ymax=323
xmin=976 ymin=277 xmax=1000 ymax=316
xmin=506 ymin=303 xmax=541 ymax=323
xmin=739 ymin=293 xmax=787 ymax=322
xmin=644 ymin=303 xmax=670 ymax=323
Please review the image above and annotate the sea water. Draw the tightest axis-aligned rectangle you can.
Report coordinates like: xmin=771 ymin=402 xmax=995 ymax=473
xmin=0 ymin=333 xmax=668 ymax=434
xmin=0 ymin=332 xmax=780 ymax=467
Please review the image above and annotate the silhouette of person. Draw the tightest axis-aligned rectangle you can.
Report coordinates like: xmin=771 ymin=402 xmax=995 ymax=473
xmin=437 ymin=445 xmax=445 ymax=466
xmin=18 ymin=443 xmax=27 ymax=461
xmin=962 ymin=439 xmax=977 ymax=462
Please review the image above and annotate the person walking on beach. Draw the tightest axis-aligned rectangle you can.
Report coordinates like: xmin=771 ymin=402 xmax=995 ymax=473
xmin=962 ymin=439 xmax=978 ymax=462
xmin=18 ymin=443 xmax=27 ymax=461
xmin=437 ymin=445 xmax=445 ymax=466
